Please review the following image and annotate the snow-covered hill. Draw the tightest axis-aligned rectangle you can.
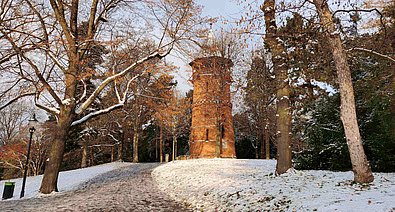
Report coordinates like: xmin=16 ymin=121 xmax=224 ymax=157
xmin=152 ymin=159 xmax=395 ymax=211
xmin=0 ymin=162 xmax=132 ymax=200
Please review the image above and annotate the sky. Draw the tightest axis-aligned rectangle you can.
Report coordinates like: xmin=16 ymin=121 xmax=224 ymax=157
xmin=170 ymin=0 xmax=244 ymax=94
xmin=195 ymin=0 xmax=243 ymax=18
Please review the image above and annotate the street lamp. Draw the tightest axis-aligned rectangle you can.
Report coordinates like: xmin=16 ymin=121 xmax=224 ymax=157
xmin=20 ymin=114 xmax=38 ymax=198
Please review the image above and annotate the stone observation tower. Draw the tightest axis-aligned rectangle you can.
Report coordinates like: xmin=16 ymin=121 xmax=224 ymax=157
xmin=189 ymin=27 xmax=236 ymax=158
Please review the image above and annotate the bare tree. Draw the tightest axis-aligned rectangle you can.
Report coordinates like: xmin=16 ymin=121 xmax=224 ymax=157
xmin=0 ymin=0 xmax=201 ymax=193
xmin=0 ymin=102 xmax=28 ymax=146
xmin=312 ymin=0 xmax=374 ymax=183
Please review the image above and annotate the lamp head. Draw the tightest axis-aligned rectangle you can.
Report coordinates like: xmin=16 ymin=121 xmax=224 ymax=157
xmin=28 ymin=113 xmax=38 ymax=133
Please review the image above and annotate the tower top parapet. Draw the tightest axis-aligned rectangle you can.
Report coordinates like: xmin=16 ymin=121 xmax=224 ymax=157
xmin=189 ymin=56 xmax=233 ymax=69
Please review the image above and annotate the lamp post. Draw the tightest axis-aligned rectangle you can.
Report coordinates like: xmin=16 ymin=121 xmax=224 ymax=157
xmin=20 ymin=114 xmax=38 ymax=198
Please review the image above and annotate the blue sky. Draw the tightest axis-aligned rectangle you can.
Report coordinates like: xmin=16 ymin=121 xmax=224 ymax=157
xmin=195 ymin=0 xmax=243 ymax=18
xmin=172 ymin=0 xmax=244 ymax=93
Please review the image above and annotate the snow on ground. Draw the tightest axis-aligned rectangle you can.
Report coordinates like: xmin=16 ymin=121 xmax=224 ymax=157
xmin=0 ymin=161 xmax=132 ymax=200
xmin=152 ymin=159 xmax=395 ymax=211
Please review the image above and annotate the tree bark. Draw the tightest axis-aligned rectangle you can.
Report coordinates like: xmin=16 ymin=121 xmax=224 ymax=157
xmin=172 ymin=125 xmax=177 ymax=161
xmin=313 ymin=0 xmax=374 ymax=183
xmin=111 ymin=146 xmax=114 ymax=162
xmin=262 ymin=0 xmax=292 ymax=174
xmin=132 ymin=123 xmax=139 ymax=163
xmin=265 ymin=123 xmax=270 ymax=159
xmin=159 ymin=125 xmax=163 ymax=163
xmin=261 ymin=128 xmax=265 ymax=159
xmin=39 ymin=116 xmax=71 ymax=194
xmin=81 ymin=140 xmax=88 ymax=168
xmin=255 ymin=138 xmax=259 ymax=159
xmin=118 ymin=141 xmax=123 ymax=161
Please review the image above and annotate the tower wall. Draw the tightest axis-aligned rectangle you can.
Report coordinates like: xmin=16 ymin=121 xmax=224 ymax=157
xmin=189 ymin=56 xmax=236 ymax=158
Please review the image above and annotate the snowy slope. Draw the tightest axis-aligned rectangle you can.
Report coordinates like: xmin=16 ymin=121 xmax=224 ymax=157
xmin=152 ymin=159 xmax=395 ymax=211
xmin=0 ymin=162 xmax=132 ymax=200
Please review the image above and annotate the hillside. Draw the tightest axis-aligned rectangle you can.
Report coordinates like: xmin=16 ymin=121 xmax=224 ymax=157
xmin=153 ymin=159 xmax=395 ymax=211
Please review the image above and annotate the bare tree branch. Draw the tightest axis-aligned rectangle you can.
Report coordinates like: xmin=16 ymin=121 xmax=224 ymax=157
xmin=350 ymin=47 xmax=395 ymax=63
xmin=0 ymin=92 xmax=36 ymax=111
xmin=75 ymin=49 xmax=171 ymax=114
xmin=72 ymin=103 xmax=123 ymax=126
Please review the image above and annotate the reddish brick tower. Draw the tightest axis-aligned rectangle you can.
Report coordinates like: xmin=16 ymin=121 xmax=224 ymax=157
xmin=189 ymin=56 xmax=236 ymax=158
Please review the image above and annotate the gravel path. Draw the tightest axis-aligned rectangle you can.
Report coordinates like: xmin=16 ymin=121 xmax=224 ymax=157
xmin=0 ymin=163 xmax=190 ymax=211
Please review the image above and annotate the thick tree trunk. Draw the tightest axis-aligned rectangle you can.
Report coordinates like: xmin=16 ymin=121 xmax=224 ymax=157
xmin=262 ymin=0 xmax=292 ymax=174
xmin=313 ymin=0 xmax=374 ymax=183
xmin=275 ymin=84 xmax=292 ymax=174
xmin=39 ymin=1 xmax=80 ymax=192
xmin=39 ymin=117 xmax=71 ymax=194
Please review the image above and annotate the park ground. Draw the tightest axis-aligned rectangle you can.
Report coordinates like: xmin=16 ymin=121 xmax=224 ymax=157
xmin=0 ymin=159 xmax=394 ymax=211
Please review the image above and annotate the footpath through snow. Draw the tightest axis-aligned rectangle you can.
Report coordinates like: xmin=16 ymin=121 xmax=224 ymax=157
xmin=152 ymin=159 xmax=395 ymax=211
xmin=0 ymin=161 xmax=131 ymax=200
xmin=0 ymin=162 xmax=189 ymax=211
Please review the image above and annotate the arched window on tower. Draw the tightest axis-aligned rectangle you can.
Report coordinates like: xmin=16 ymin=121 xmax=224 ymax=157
xmin=221 ymin=124 xmax=225 ymax=139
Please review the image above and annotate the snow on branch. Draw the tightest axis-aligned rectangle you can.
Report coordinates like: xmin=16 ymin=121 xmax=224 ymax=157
xmin=349 ymin=47 xmax=395 ymax=63
xmin=107 ymin=133 xmax=120 ymax=143
xmin=71 ymin=103 xmax=123 ymax=126
xmin=75 ymin=50 xmax=169 ymax=114
xmin=35 ymin=102 xmax=60 ymax=115
xmin=77 ymin=80 xmax=87 ymax=104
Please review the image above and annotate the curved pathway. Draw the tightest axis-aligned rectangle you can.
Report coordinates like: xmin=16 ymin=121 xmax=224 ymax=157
xmin=0 ymin=163 xmax=190 ymax=211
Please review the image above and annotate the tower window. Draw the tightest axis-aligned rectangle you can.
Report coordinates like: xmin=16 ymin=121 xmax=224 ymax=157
xmin=206 ymin=82 xmax=208 ymax=92
xmin=221 ymin=125 xmax=225 ymax=139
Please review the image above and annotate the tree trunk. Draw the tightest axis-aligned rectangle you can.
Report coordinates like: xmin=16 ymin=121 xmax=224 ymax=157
xmin=111 ymin=146 xmax=114 ymax=162
xmin=175 ymin=138 xmax=177 ymax=160
xmin=39 ymin=6 xmax=79 ymax=192
xmin=39 ymin=117 xmax=71 ymax=194
xmin=159 ymin=125 xmax=163 ymax=163
xmin=313 ymin=0 xmax=374 ymax=183
xmin=255 ymin=138 xmax=259 ymax=159
xmin=117 ymin=141 xmax=123 ymax=161
xmin=172 ymin=125 xmax=176 ymax=161
xmin=261 ymin=129 xmax=265 ymax=159
xmin=265 ymin=123 xmax=270 ymax=159
xmin=90 ymin=146 xmax=95 ymax=166
xmin=275 ymin=84 xmax=292 ymax=174
xmin=132 ymin=123 xmax=139 ymax=163
xmin=262 ymin=0 xmax=292 ymax=174
xmin=155 ymin=137 xmax=158 ymax=161
xmin=81 ymin=140 xmax=88 ymax=168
